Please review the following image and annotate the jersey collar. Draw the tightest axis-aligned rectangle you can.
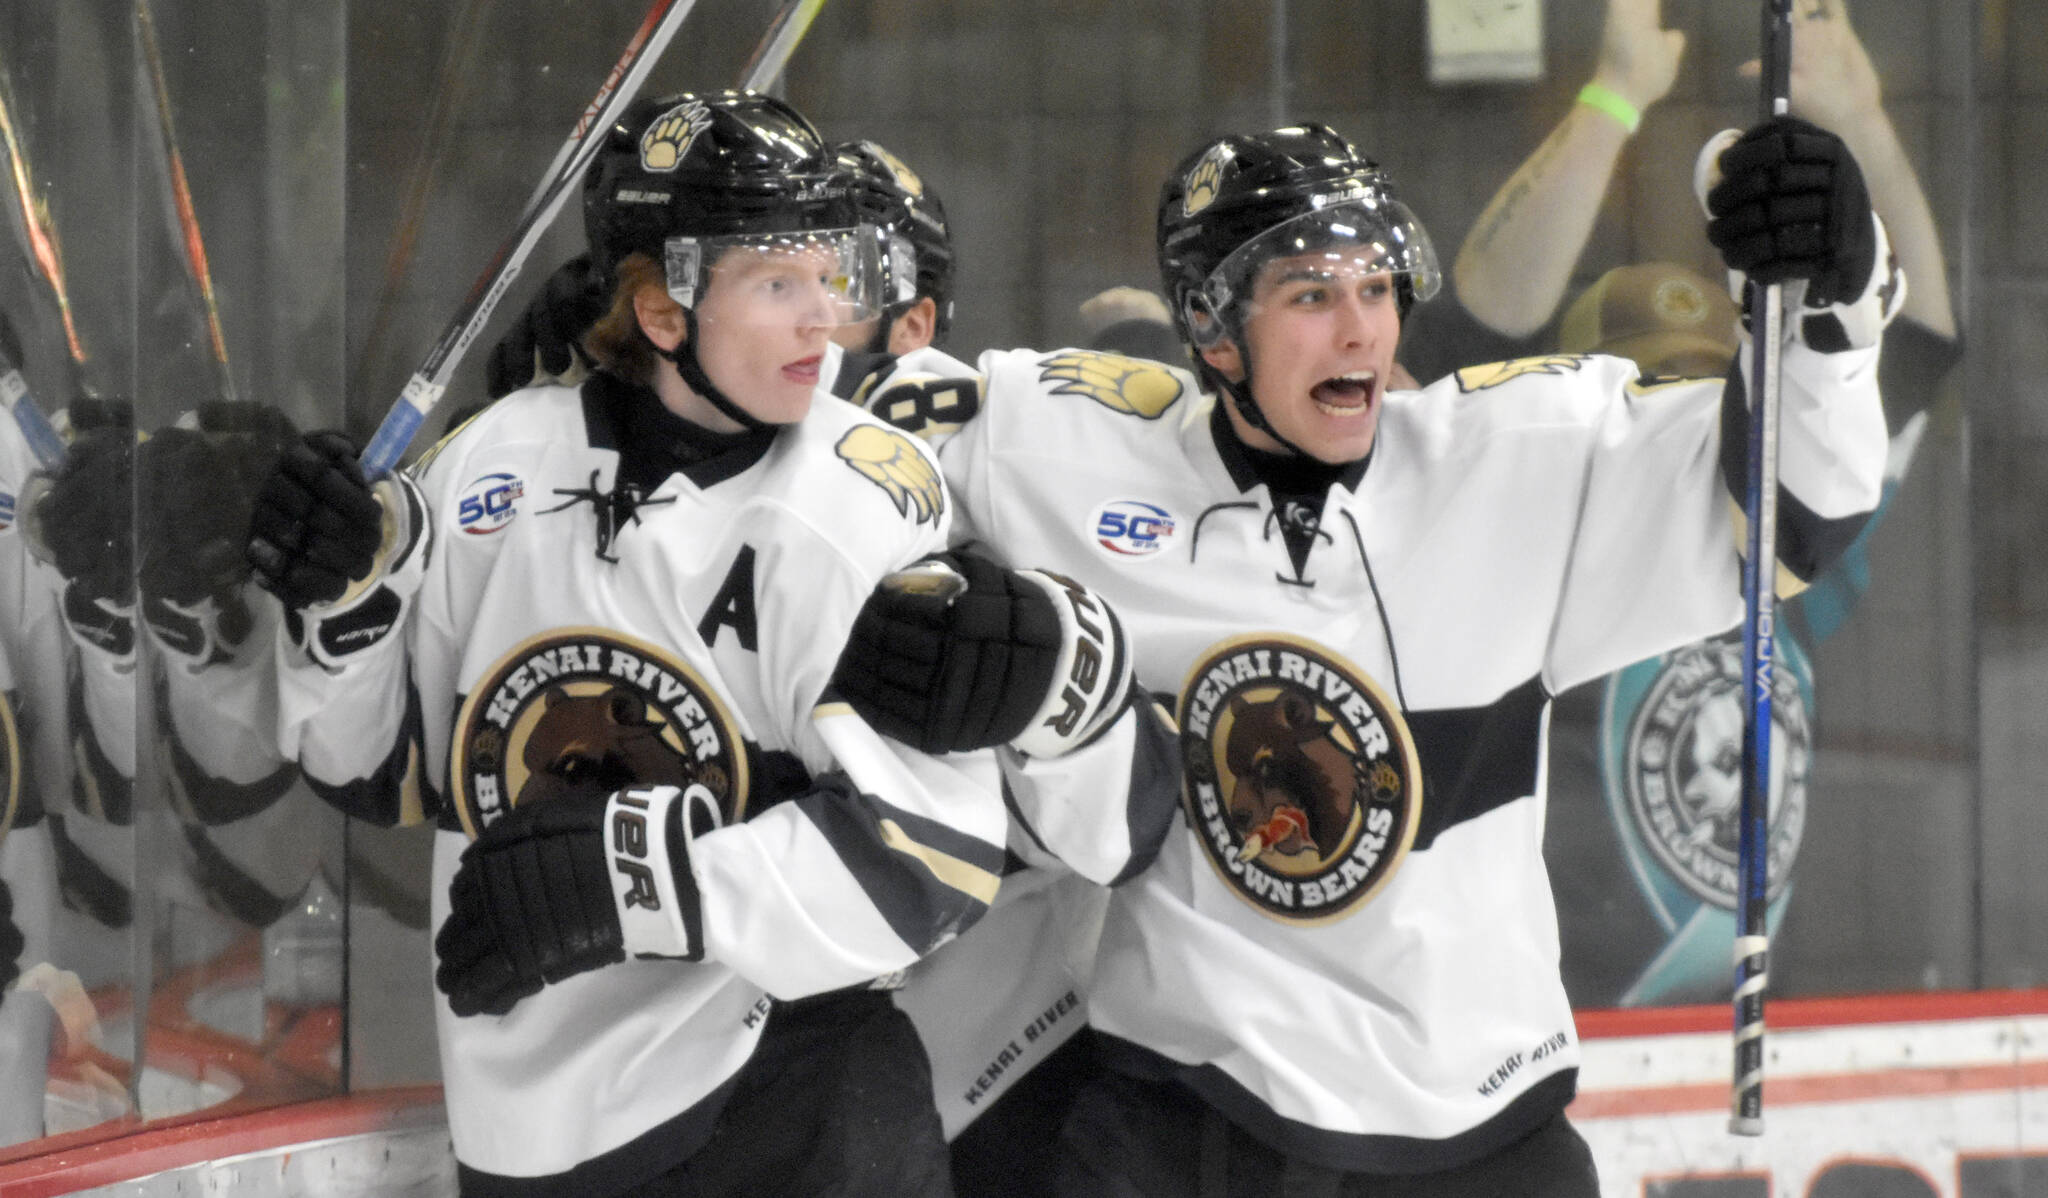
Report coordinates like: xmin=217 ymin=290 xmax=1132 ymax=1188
xmin=581 ymin=370 xmax=779 ymax=492
xmin=1206 ymin=399 xmax=1370 ymax=496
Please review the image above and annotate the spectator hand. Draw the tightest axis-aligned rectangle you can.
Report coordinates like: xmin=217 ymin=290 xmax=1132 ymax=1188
xmin=1739 ymin=0 xmax=1884 ymax=135
xmin=1594 ymin=0 xmax=1687 ymax=112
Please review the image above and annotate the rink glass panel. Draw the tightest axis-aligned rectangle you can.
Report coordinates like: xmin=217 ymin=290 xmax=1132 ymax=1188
xmin=0 ymin=0 xmax=2032 ymax=1159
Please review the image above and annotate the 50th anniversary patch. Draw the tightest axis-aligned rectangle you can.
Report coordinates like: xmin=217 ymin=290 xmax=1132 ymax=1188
xmin=450 ymin=627 xmax=749 ymax=840
xmin=1177 ymin=635 xmax=1420 ymax=923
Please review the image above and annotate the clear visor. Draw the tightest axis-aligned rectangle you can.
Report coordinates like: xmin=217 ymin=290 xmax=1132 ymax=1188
xmin=664 ymin=225 xmax=882 ymax=328
xmin=1203 ymin=197 xmax=1442 ymax=317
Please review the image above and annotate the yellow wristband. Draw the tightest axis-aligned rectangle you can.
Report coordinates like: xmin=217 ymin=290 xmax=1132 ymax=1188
xmin=1577 ymin=82 xmax=1642 ymax=134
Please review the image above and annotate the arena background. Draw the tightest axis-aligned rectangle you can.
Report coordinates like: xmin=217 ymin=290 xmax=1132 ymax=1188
xmin=0 ymin=1 xmax=2038 ymax=1192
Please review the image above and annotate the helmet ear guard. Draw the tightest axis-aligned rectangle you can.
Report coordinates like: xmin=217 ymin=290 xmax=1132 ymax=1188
xmin=1180 ymin=288 xmax=1230 ymax=350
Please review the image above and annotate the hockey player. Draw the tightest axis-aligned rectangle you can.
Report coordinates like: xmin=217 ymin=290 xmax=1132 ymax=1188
xmin=833 ymin=139 xmax=955 ymax=359
xmin=830 ymin=116 xmax=1900 ymax=1195
xmin=486 ymin=137 xmax=954 ymax=402
xmin=482 ymin=133 xmax=1174 ymax=1198
xmin=246 ymin=91 xmax=1038 ymax=1197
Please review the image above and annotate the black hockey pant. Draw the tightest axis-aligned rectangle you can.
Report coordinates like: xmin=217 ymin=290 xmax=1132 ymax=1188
xmin=618 ymin=989 xmax=955 ymax=1198
xmin=1052 ymin=1067 xmax=1599 ymax=1198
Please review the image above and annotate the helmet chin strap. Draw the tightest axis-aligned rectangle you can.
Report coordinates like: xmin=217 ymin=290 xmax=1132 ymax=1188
xmin=663 ymin=307 xmax=772 ymax=433
xmin=1213 ymin=328 xmax=1319 ymax=462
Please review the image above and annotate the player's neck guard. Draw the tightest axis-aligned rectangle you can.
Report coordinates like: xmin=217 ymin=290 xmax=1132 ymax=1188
xmin=1208 ymin=398 xmax=1368 ymax=496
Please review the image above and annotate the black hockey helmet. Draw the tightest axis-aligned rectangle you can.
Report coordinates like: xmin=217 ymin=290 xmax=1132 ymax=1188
xmin=1156 ymin=124 xmax=1439 ymax=452
xmin=583 ymin=89 xmax=874 ymax=310
xmin=581 ymin=90 xmax=880 ymax=430
xmin=836 ymin=140 xmax=956 ymax=339
xmin=1156 ymin=124 xmax=1440 ymax=352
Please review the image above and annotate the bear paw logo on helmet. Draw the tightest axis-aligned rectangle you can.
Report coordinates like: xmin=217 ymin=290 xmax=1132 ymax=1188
xmin=639 ymin=100 xmax=714 ymax=173
xmin=1181 ymin=146 xmax=1230 ymax=217
xmin=1038 ymin=351 xmax=1184 ymax=420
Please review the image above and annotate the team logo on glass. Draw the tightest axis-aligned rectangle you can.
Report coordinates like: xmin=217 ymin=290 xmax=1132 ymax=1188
xmin=1622 ymin=635 xmax=1807 ymax=908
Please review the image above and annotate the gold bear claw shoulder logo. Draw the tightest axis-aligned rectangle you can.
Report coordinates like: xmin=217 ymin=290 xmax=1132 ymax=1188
xmin=449 ymin=628 xmax=750 ymax=840
xmin=838 ymin=425 xmax=945 ymax=526
xmin=1038 ymin=351 xmax=1183 ymax=420
xmin=639 ymin=100 xmax=714 ymax=173
xmin=1177 ymin=635 xmax=1422 ymax=924
xmin=1454 ymin=354 xmax=1591 ymax=393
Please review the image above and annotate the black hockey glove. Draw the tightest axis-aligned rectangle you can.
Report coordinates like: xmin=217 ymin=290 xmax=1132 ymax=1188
xmin=246 ymin=431 xmax=384 ymax=611
xmin=0 ymin=877 xmax=22 ymax=992
xmin=28 ymin=424 xmax=135 ymax=603
xmin=1705 ymin=115 xmax=1875 ymax=306
xmin=140 ymin=407 xmax=293 ymax=606
xmin=832 ymin=551 xmax=1135 ymax=758
xmin=435 ymin=782 xmax=720 ymax=1018
xmin=483 ymin=253 xmax=606 ymax=400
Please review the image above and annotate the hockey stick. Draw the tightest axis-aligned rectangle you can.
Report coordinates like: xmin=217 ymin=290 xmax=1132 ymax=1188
xmin=1729 ymin=0 xmax=1794 ymax=1139
xmin=134 ymin=0 xmax=237 ymax=405
xmin=355 ymin=0 xmax=835 ymax=479
xmin=735 ymin=0 xmax=832 ymax=92
xmin=350 ymin=0 xmax=498 ymax=397
xmin=0 ymin=66 xmax=78 ymax=469
xmin=357 ymin=0 xmax=701 ymax=479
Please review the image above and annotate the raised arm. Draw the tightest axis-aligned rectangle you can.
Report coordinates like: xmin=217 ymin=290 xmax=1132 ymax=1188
xmin=1453 ymin=0 xmax=1687 ymax=336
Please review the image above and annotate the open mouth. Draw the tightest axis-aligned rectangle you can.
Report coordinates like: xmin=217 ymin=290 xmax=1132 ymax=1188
xmin=783 ymin=355 xmax=823 ymax=385
xmin=1310 ymin=371 xmax=1376 ymax=417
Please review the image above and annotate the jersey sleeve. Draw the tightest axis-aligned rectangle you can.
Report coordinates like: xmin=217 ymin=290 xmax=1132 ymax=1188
xmin=1544 ymin=333 xmax=1888 ymax=692
xmin=860 ymin=348 xmax=1187 ymax=886
xmin=994 ymin=694 xmax=1182 ymax=886
xmin=273 ymin=436 xmax=475 ymax=828
xmin=685 ymin=426 xmax=1012 ymax=998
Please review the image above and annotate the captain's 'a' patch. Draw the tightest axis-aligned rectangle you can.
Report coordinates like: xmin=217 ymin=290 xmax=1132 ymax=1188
xmin=1177 ymin=634 xmax=1421 ymax=924
xmin=448 ymin=627 xmax=750 ymax=840
xmin=1453 ymin=354 xmax=1592 ymax=393
xmin=1038 ymin=350 xmax=1183 ymax=419
xmin=837 ymin=425 xmax=944 ymax=525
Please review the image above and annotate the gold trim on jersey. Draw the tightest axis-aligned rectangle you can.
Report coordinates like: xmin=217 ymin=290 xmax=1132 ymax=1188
xmin=879 ymin=818 xmax=1002 ymax=905
xmin=0 ymin=689 xmax=18 ymax=843
xmin=1725 ymin=497 xmax=1813 ymax=599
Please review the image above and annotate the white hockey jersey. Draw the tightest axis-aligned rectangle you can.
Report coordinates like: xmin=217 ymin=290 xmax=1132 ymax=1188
xmin=833 ymin=345 xmax=1182 ymax=1138
xmin=275 ymin=372 xmax=1010 ymax=1191
xmin=858 ymin=339 xmax=1886 ymax=1170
